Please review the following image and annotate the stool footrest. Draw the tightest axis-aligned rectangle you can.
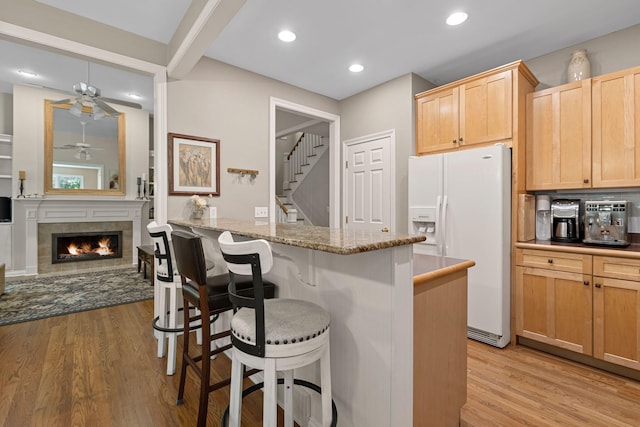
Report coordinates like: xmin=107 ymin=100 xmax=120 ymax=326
xmin=221 ymin=378 xmax=338 ymax=427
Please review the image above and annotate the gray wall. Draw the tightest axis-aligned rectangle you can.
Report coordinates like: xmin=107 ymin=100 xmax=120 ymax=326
xmin=293 ymin=150 xmax=330 ymax=226
xmin=167 ymin=57 xmax=339 ymax=221
xmin=525 ymin=23 xmax=640 ymax=90
xmin=0 ymin=93 xmax=12 ymax=134
xmin=339 ymin=73 xmax=433 ymax=233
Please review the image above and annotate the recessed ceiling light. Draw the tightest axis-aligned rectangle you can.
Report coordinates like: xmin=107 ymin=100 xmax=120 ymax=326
xmin=127 ymin=93 xmax=142 ymax=100
xmin=446 ymin=12 xmax=468 ymax=26
xmin=349 ymin=64 xmax=364 ymax=73
xmin=17 ymin=69 xmax=38 ymax=78
xmin=278 ymin=30 xmax=296 ymax=42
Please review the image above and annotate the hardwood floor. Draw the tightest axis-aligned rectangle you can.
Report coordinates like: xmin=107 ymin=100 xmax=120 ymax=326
xmin=1 ymin=299 xmax=639 ymax=426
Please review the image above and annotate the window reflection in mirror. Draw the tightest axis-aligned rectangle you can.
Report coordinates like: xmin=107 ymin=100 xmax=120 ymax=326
xmin=45 ymin=100 xmax=125 ymax=195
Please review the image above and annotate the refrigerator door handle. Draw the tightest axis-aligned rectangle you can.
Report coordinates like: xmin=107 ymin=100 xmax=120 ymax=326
xmin=441 ymin=195 xmax=449 ymax=257
xmin=435 ymin=195 xmax=442 ymax=255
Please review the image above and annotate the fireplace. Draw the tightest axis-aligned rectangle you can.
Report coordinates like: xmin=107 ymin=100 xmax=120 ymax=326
xmin=52 ymin=231 xmax=123 ymax=264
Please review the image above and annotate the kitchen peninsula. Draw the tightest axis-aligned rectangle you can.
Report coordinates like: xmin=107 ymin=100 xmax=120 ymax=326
xmin=168 ymin=217 xmax=473 ymax=427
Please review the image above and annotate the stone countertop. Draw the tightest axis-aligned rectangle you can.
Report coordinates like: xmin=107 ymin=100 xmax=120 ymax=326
xmin=169 ymin=217 xmax=426 ymax=255
xmin=413 ymin=254 xmax=475 ymax=286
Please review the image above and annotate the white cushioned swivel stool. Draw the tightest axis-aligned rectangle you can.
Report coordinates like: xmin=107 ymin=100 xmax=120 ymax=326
xmin=218 ymin=231 xmax=334 ymax=427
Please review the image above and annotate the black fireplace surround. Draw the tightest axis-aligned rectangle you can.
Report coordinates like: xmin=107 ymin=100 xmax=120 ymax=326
xmin=52 ymin=231 xmax=123 ymax=264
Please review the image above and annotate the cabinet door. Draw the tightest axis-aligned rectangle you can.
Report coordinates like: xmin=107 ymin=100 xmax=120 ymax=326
xmin=459 ymin=70 xmax=512 ymax=147
xmin=592 ymin=66 xmax=640 ymax=188
xmin=593 ymin=276 xmax=640 ymax=370
xmin=516 ymin=266 xmax=593 ymax=355
xmin=526 ymin=80 xmax=592 ymax=190
xmin=415 ymin=87 xmax=459 ymax=154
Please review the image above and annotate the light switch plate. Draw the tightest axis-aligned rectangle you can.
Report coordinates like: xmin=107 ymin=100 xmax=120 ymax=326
xmin=254 ymin=206 xmax=268 ymax=218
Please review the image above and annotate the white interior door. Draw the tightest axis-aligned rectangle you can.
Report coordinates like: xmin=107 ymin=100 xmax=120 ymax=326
xmin=344 ymin=131 xmax=394 ymax=231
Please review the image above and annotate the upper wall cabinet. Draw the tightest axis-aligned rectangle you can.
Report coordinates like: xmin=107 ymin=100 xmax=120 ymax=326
xmin=526 ymin=80 xmax=592 ymax=190
xmin=415 ymin=61 xmax=537 ymax=156
xmin=592 ymin=66 xmax=640 ymax=188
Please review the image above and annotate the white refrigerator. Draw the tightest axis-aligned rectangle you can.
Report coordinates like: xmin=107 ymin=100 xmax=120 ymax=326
xmin=408 ymin=144 xmax=511 ymax=348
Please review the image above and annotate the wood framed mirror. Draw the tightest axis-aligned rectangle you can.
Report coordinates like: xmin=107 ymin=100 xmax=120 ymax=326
xmin=45 ymin=100 xmax=126 ymax=195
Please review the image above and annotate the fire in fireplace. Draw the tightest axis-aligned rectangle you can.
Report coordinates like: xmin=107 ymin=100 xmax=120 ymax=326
xmin=52 ymin=231 xmax=123 ymax=264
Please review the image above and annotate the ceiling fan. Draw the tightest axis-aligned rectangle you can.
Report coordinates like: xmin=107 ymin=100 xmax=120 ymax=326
xmin=54 ymin=121 xmax=104 ymax=160
xmin=49 ymin=62 xmax=142 ymax=119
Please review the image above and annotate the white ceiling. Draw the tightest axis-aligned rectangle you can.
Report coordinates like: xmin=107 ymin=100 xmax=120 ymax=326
xmin=2 ymin=0 xmax=640 ymax=112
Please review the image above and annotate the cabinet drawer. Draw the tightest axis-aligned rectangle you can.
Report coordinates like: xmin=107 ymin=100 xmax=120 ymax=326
xmin=516 ymin=248 xmax=592 ymax=274
xmin=594 ymin=256 xmax=640 ymax=281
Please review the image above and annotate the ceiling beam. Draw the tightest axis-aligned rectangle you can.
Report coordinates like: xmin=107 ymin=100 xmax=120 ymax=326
xmin=167 ymin=0 xmax=246 ymax=79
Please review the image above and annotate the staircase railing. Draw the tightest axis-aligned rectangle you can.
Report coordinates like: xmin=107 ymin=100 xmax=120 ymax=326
xmin=284 ymin=133 xmax=324 ymax=189
xmin=275 ymin=196 xmax=297 ymax=223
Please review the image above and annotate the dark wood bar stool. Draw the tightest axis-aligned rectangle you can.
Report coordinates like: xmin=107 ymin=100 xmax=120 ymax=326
xmin=171 ymin=230 xmax=276 ymax=427
xmin=218 ymin=231 xmax=334 ymax=427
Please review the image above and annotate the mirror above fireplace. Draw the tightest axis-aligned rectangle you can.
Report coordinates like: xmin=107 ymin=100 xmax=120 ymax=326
xmin=44 ymin=100 xmax=126 ymax=195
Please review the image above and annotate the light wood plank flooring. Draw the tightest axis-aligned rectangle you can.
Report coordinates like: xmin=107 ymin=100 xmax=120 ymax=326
xmin=1 ymin=299 xmax=639 ymax=426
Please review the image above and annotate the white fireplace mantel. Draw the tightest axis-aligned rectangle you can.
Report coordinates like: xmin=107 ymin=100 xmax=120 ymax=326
xmin=14 ymin=198 xmax=147 ymax=275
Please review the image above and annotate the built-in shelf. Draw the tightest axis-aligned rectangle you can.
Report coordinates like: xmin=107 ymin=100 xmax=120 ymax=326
xmin=0 ymin=135 xmax=12 ymax=197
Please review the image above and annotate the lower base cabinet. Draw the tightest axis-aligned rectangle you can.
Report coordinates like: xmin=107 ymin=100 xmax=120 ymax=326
xmin=516 ymin=248 xmax=640 ymax=371
xmin=515 ymin=266 xmax=592 ymax=355
xmin=593 ymin=256 xmax=640 ymax=370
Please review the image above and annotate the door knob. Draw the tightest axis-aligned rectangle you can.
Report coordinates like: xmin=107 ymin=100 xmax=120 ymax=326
xmin=381 ymin=227 xmax=389 ymax=232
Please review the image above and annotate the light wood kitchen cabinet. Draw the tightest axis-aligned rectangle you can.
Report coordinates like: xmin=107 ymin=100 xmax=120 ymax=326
xmin=515 ymin=249 xmax=593 ymax=355
xmin=416 ymin=87 xmax=459 ymax=154
xmin=516 ymin=248 xmax=640 ymax=372
xmin=415 ymin=61 xmax=537 ymax=155
xmin=591 ymin=65 xmax=640 ymax=188
xmin=459 ymin=70 xmax=512 ymax=147
xmin=593 ymin=256 xmax=640 ymax=370
xmin=526 ymin=80 xmax=591 ymax=190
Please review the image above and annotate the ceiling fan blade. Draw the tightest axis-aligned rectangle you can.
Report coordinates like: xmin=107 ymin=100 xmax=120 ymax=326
xmin=93 ymin=98 xmax=121 ymax=117
xmin=99 ymin=96 xmax=142 ymax=110
xmin=50 ymin=98 xmax=73 ymax=105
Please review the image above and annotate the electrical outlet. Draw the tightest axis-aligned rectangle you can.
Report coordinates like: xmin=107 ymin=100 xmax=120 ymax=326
xmin=254 ymin=206 xmax=268 ymax=218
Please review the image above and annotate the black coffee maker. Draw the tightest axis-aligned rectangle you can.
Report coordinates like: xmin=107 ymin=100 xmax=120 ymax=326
xmin=551 ymin=199 xmax=581 ymax=243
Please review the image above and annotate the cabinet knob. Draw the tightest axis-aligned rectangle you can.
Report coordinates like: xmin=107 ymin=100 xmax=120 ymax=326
xmin=459 ymin=137 xmax=464 ymax=143
xmin=583 ymin=280 xmax=589 ymax=286
xmin=595 ymin=283 xmax=602 ymax=288
xmin=583 ymin=179 xmax=589 ymax=184
xmin=452 ymin=139 xmax=457 ymax=144
xmin=547 ymin=258 xmax=554 ymax=264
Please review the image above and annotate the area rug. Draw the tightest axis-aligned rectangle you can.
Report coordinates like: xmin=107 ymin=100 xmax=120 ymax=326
xmin=0 ymin=267 xmax=154 ymax=327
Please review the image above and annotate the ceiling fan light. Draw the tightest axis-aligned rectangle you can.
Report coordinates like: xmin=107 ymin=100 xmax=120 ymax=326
xmin=92 ymin=105 xmax=106 ymax=120
xmin=69 ymin=101 xmax=83 ymax=117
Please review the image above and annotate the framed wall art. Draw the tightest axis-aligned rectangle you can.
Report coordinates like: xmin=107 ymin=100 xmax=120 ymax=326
xmin=168 ymin=133 xmax=220 ymax=196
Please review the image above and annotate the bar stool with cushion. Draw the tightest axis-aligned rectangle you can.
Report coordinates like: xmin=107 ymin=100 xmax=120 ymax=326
xmin=171 ymin=229 xmax=276 ymax=427
xmin=148 ymin=222 xmax=222 ymax=376
xmin=147 ymin=221 xmax=184 ymax=375
xmin=218 ymin=231 xmax=333 ymax=427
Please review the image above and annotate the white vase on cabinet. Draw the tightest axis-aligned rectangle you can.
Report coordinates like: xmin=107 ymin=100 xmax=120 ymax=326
xmin=567 ymin=49 xmax=591 ymax=82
